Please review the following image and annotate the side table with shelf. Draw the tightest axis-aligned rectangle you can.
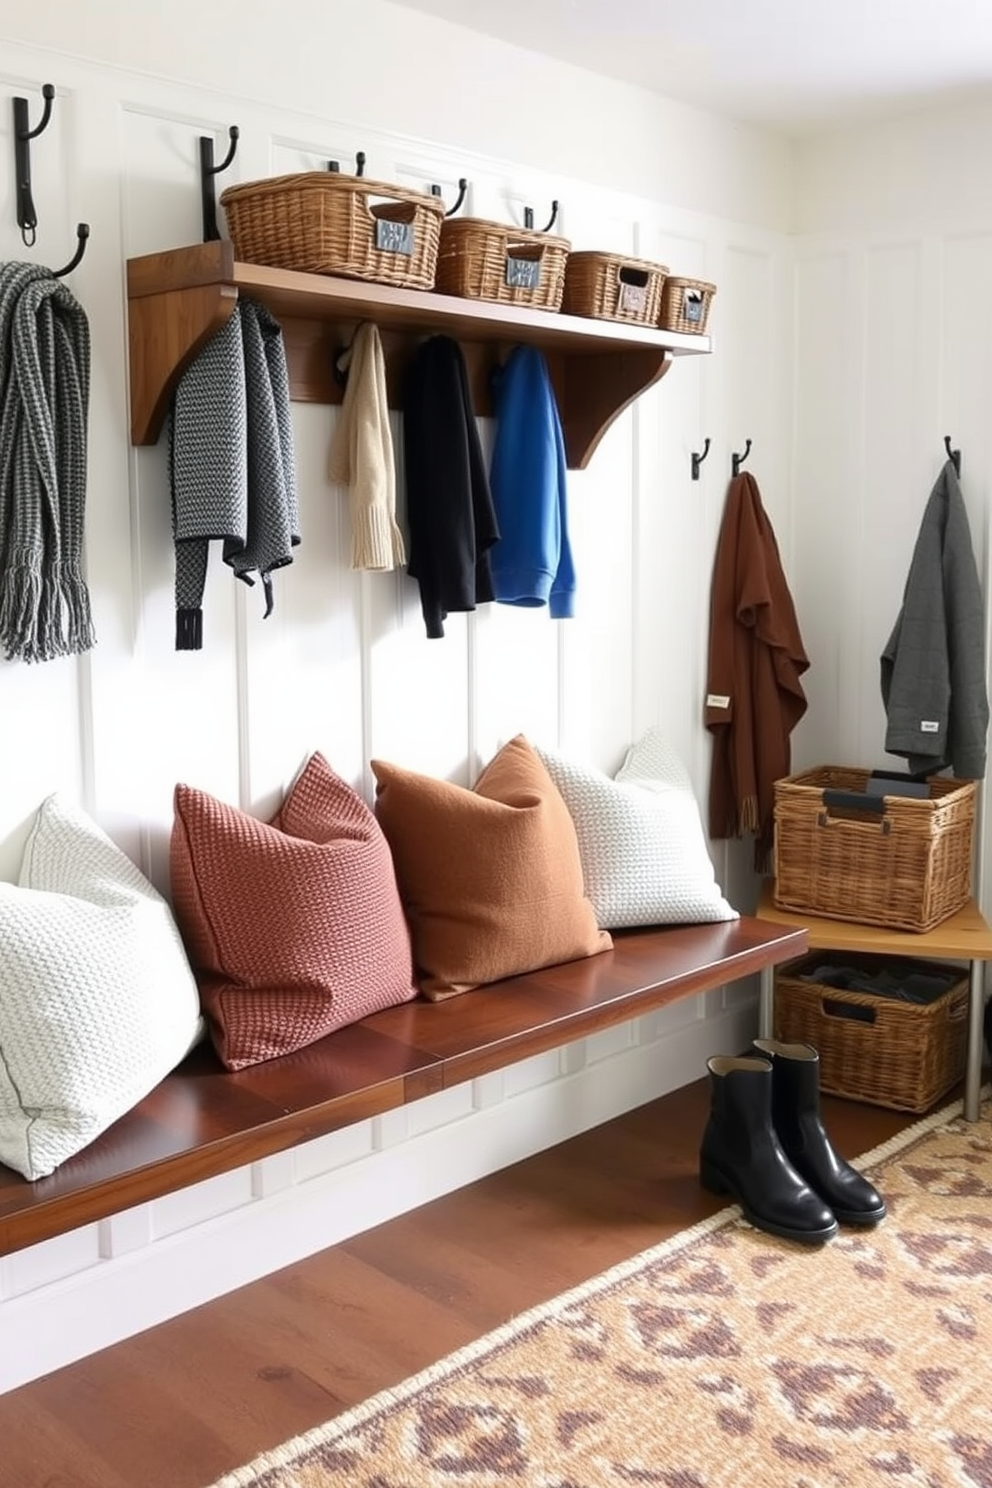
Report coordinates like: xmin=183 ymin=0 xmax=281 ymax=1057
xmin=755 ymin=880 xmax=992 ymax=1121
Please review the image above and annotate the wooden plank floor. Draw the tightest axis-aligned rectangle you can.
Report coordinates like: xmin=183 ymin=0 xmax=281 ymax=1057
xmin=0 ymin=1077 xmax=922 ymax=1488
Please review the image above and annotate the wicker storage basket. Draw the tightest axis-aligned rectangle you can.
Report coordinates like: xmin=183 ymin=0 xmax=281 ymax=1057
xmin=658 ymin=276 xmax=716 ymax=335
xmin=219 ymin=172 xmax=446 ymax=288
xmin=773 ymin=952 xmax=968 ymax=1112
xmin=561 ymin=251 xmax=668 ymax=326
xmin=773 ymin=766 xmax=976 ymax=933
xmin=434 ymin=217 xmax=571 ymax=309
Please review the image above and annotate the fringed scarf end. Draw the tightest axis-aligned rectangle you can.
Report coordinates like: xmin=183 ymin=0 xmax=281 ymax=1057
xmin=0 ymin=560 xmax=43 ymax=662
xmin=176 ymin=607 xmax=203 ymax=651
xmin=738 ymin=795 xmax=760 ymax=836
xmin=57 ymin=562 xmax=96 ymax=657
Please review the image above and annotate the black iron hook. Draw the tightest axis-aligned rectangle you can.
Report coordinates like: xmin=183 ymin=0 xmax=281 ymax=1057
xmin=731 ymin=439 xmax=752 ymax=478
xmin=52 ymin=223 xmax=89 ymax=278
xmin=12 ymin=83 xmax=56 ymax=246
xmin=944 ymin=434 xmax=961 ymax=477
xmin=691 ymin=437 xmax=711 ymax=482
xmin=523 ymin=201 xmax=560 ymax=233
xmin=431 ymin=178 xmax=469 ymax=217
xmin=17 ymin=81 xmax=54 ymax=139
xmin=199 ymin=125 xmax=239 ymax=243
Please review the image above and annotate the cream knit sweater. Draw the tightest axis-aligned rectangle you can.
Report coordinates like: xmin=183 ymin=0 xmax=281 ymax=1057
xmin=327 ymin=322 xmax=406 ymax=571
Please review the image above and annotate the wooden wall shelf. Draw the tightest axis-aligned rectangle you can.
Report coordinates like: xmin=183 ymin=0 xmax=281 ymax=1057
xmin=126 ymin=240 xmax=712 ymax=469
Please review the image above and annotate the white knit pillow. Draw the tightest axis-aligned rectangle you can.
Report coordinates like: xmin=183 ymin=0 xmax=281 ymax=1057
xmin=0 ymin=795 xmax=203 ymax=1180
xmin=536 ymin=730 xmax=738 ymax=930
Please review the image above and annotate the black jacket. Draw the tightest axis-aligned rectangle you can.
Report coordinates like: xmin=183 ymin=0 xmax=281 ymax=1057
xmin=403 ymin=336 xmax=499 ymax=639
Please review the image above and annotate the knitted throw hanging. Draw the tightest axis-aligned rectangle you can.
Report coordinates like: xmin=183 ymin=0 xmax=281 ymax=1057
xmin=0 ymin=261 xmax=95 ymax=663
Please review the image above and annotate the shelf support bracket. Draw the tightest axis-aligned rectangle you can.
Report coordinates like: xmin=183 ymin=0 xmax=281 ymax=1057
xmin=554 ymin=348 xmax=672 ymax=469
xmin=127 ymin=243 xmax=240 ymax=443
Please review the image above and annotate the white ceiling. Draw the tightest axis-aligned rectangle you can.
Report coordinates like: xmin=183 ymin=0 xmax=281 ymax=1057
xmin=396 ymin=0 xmax=992 ymax=136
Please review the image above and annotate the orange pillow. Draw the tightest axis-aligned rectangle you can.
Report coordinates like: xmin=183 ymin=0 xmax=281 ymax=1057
xmin=371 ymin=735 xmax=612 ymax=1000
xmin=170 ymin=753 xmax=417 ymax=1069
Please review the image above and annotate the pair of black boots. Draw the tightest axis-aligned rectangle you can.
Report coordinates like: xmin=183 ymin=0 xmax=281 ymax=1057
xmin=699 ymin=1038 xmax=886 ymax=1245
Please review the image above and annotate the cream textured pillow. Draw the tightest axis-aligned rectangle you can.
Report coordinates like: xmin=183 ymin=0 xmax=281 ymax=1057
xmin=0 ymin=795 xmax=203 ymax=1181
xmin=536 ymin=730 xmax=738 ymax=929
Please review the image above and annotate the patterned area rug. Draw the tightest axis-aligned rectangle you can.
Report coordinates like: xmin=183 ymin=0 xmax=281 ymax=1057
xmin=213 ymin=1097 xmax=992 ymax=1487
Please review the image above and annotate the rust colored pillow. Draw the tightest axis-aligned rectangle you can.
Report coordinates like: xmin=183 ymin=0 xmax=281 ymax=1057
xmin=170 ymin=753 xmax=417 ymax=1069
xmin=371 ymin=735 xmax=612 ymax=1000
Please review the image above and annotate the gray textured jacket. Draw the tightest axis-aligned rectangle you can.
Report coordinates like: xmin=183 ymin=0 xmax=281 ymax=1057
xmin=170 ymin=297 xmax=300 ymax=651
xmin=880 ymin=459 xmax=988 ymax=778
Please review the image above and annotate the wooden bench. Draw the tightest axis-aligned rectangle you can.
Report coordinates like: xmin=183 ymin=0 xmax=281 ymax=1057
xmin=0 ymin=915 xmax=807 ymax=1257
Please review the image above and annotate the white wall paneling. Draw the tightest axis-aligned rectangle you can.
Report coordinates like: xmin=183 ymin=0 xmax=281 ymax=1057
xmin=0 ymin=18 xmax=789 ymax=1384
xmin=791 ymin=216 xmax=992 ymax=789
xmin=793 ymin=103 xmax=992 ymax=960
xmin=790 ymin=248 xmax=859 ymax=771
xmin=858 ymin=240 xmax=927 ymax=770
xmin=2 ymin=0 xmax=795 ymax=230
xmin=19 ymin=14 xmax=992 ymax=1394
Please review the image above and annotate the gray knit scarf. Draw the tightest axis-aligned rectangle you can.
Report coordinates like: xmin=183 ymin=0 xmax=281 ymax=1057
xmin=0 ymin=261 xmax=95 ymax=663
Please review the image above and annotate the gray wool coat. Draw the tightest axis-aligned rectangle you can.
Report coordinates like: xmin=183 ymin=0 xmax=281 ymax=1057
xmin=880 ymin=458 xmax=988 ymax=779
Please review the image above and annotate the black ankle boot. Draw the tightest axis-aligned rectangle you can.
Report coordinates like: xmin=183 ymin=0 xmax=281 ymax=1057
xmin=699 ymin=1055 xmax=838 ymax=1244
xmin=753 ymin=1038 xmax=887 ymax=1226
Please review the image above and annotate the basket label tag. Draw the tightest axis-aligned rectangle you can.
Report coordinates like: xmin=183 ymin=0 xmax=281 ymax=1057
xmin=375 ymin=220 xmax=415 ymax=255
xmin=619 ymin=282 xmax=647 ymax=313
xmin=920 ymin=720 xmax=940 ymax=732
xmin=683 ymin=290 xmax=704 ymax=324
xmin=506 ymin=255 xmax=541 ymax=290
xmin=706 ymin=693 xmax=731 ymax=709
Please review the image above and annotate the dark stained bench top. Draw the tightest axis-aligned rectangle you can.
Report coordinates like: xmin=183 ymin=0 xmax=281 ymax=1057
xmin=0 ymin=916 xmax=807 ymax=1255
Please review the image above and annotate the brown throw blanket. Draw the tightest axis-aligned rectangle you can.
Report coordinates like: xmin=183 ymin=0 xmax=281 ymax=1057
xmin=704 ymin=472 xmax=809 ymax=869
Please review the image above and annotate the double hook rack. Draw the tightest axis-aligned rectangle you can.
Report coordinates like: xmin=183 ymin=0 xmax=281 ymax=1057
xmin=11 ymin=83 xmax=90 ymax=276
xmin=524 ymin=201 xmax=559 ymax=233
xmin=200 ymin=130 xmax=472 ymax=243
xmin=431 ymin=178 xmax=469 ymax=216
xmin=692 ymin=434 xmax=961 ymax=485
xmin=690 ymin=437 xmax=752 ymax=481
xmin=327 ymin=150 xmax=364 ymax=176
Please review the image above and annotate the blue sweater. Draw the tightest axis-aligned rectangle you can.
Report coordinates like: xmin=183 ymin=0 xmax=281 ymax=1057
xmin=489 ymin=346 xmax=575 ymax=617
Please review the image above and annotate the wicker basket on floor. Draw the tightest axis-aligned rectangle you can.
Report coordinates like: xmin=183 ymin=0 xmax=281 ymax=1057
xmin=658 ymin=275 xmax=716 ymax=335
xmin=220 ymin=172 xmax=445 ymax=288
xmin=773 ymin=766 xmax=976 ymax=933
xmin=434 ymin=217 xmax=571 ymax=309
xmin=561 ymin=251 xmax=668 ymax=326
xmin=774 ymin=951 xmax=968 ymax=1112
